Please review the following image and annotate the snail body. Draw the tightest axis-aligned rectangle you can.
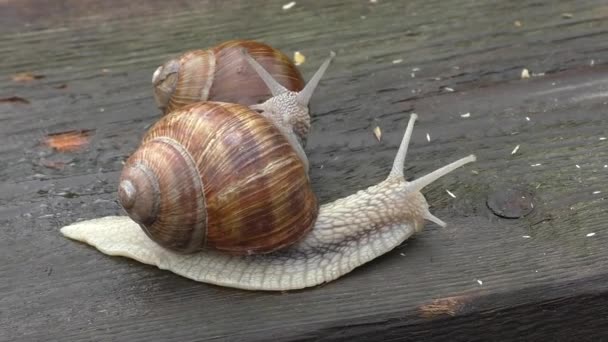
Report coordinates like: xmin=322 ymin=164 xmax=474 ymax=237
xmin=61 ymin=114 xmax=476 ymax=290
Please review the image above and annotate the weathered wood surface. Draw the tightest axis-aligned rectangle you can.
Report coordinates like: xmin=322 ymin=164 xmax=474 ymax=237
xmin=2 ymin=0 xmax=608 ymax=341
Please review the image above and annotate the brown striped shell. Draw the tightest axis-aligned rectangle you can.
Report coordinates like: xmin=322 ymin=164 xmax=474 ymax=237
xmin=153 ymin=40 xmax=305 ymax=115
xmin=118 ymin=101 xmax=318 ymax=255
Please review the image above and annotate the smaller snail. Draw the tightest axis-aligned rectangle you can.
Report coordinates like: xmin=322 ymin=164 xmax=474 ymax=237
xmin=61 ymin=112 xmax=476 ymax=291
xmin=153 ymin=40 xmax=304 ymax=112
xmin=153 ymin=40 xmax=328 ymax=146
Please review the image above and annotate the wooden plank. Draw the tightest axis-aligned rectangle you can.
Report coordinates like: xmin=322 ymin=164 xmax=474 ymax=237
xmin=2 ymin=0 xmax=608 ymax=341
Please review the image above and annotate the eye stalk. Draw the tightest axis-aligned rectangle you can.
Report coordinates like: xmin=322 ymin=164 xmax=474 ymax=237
xmin=241 ymin=48 xmax=336 ymax=148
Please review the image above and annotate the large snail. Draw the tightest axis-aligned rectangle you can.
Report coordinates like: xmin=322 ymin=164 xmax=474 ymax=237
xmin=153 ymin=40 xmax=316 ymax=146
xmin=60 ymin=49 xmax=476 ymax=291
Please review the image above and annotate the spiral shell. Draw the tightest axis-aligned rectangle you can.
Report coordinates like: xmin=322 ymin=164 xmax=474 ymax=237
xmin=118 ymin=102 xmax=318 ymax=254
xmin=153 ymin=40 xmax=305 ymax=114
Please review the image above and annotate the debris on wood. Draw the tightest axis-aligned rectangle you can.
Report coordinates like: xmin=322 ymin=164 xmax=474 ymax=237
xmin=522 ymin=235 xmax=531 ymax=239
xmin=11 ymin=72 xmax=45 ymax=82
xmin=599 ymin=137 xmax=606 ymax=141
xmin=54 ymin=84 xmax=68 ymax=89
xmin=40 ymin=158 xmax=66 ymax=170
xmin=592 ymin=191 xmax=601 ymax=195
xmin=576 ymin=164 xmax=580 ymax=169
xmin=282 ymin=1 xmax=296 ymax=10
xmin=561 ymin=13 xmax=573 ymax=19
xmin=514 ymin=20 xmax=522 ymax=27
xmin=477 ymin=279 xmax=483 ymax=286
xmin=511 ymin=145 xmax=519 ymax=154
xmin=444 ymin=87 xmax=454 ymax=92
xmin=591 ymin=59 xmax=595 ymax=66
xmin=0 ymin=96 xmax=30 ymax=104
xmin=293 ymin=51 xmax=305 ymax=65
xmin=426 ymin=133 xmax=431 ymax=142
xmin=446 ymin=189 xmax=456 ymax=198
xmin=521 ymin=69 xmax=530 ymax=79
xmin=43 ymin=129 xmax=94 ymax=152
xmin=586 ymin=232 xmax=596 ymax=237
xmin=373 ymin=126 xmax=382 ymax=141
xmin=392 ymin=59 xmax=403 ymax=64
xmin=531 ymin=163 xmax=541 ymax=167
xmin=461 ymin=112 xmax=470 ymax=118
xmin=511 ymin=144 xmax=520 ymax=155
xmin=487 ymin=187 xmax=535 ymax=219
xmin=526 ymin=116 xmax=530 ymax=121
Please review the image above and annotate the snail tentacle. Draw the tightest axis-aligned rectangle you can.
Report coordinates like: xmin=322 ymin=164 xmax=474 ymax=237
xmin=245 ymin=50 xmax=335 ymax=148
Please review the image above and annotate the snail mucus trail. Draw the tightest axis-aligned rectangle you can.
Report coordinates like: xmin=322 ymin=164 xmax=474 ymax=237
xmin=60 ymin=47 xmax=476 ymax=291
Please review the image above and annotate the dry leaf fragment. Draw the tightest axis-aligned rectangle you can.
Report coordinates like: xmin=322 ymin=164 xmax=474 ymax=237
xmin=43 ymin=129 xmax=94 ymax=152
xmin=418 ymin=294 xmax=473 ymax=319
xmin=11 ymin=72 xmax=45 ymax=82
xmin=0 ymin=96 xmax=30 ymax=104
xmin=294 ymin=51 xmax=306 ymax=66
xmin=373 ymin=126 xmax=382 ymax=141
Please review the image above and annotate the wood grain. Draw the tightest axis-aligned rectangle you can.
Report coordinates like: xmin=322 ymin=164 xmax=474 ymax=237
xmin=2 ymin=0 xmax=608 ymax=341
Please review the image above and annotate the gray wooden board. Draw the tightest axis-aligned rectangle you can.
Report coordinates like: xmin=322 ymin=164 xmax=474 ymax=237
xmin=1 ymin=0 xmax=608 ymax=341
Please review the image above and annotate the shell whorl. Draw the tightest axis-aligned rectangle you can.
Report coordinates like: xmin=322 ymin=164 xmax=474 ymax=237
xmin=153 ymin=50 xmax=216 ymax=114
xmin=120 ymin=102 xmax=318 ymax=255
xmin=118 ymin=136 xmax=207 ymax=253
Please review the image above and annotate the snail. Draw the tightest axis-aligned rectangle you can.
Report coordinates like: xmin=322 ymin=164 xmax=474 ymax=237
xmin=152 ymin=40 xmax=318 ymax=146
xmin=105 ymin=49 xmax=336 ymax=255
xmin=60 ymin=107 xmax=476 ymax=290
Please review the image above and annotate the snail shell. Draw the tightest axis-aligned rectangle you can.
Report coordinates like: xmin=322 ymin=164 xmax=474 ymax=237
xmin=152 ymin=40 xmax=305 ymax=115
xmin=118 ymin=101 xmax=318 ymax=255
